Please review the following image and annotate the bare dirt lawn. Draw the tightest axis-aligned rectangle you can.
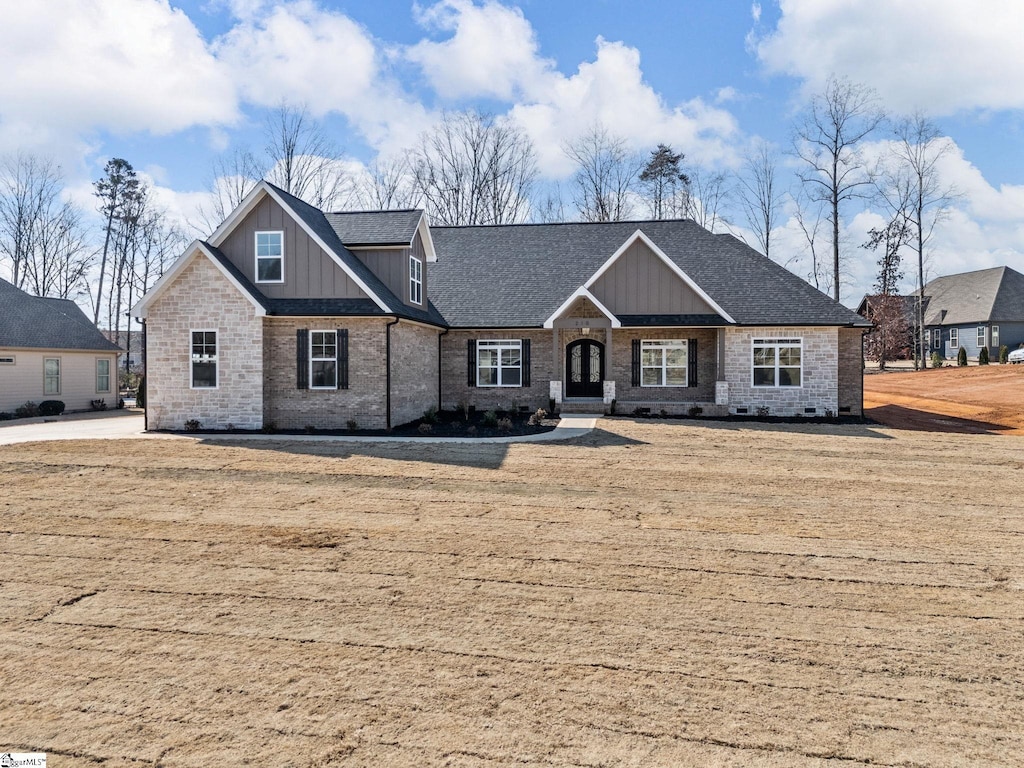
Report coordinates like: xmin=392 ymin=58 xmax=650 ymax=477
xmin=2 ymin=420 xmax=1023 ymax=766
xmin=865 ymin=364 xmax=1024 ymax=434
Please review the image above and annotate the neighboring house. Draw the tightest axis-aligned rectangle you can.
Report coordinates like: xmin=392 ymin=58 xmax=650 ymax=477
xmin=131 ymin=181 xmax=870 ymax=431
xmin=0 ymin=278 xmax=122 ymax=413
xmin=917 ymin=266 xmax=1024 ymax=360
xmin=101 ymin=329 xmax=144 ymax=370
xmin=855 ymin=294 xmax=917 ymax=361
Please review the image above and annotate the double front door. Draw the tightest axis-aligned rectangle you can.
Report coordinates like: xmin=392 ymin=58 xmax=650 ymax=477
xmin=566 ymin=339 xmax=604 ymax=398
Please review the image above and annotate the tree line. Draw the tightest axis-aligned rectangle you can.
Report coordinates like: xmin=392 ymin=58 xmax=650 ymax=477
xmin=0 ymin=83 xmax=958 ymax=372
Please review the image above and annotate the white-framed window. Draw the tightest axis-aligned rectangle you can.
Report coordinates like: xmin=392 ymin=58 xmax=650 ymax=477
xmin=477 ymin=339 xmax=522 ymax=387
xmin=925 ymin=329 xmax=931 ymax=348
xmin=190 ymin=330 xmax=218 ymax=389
xmin=932 ymin=330 xmax=941 ymax=350
xmin=993 ymin=325 xmax=1000 ymax=347
xmin=0 ymin=355 xmax=14 ymax=365
xmin=310 ymin=331 xmax=338 ymax=389
xmin=641 ymin=339 xmax=688 ymax=387
xmin=255 ymin=231 xmax=284 ymax=283
xmin=949 ymin=328 xmax=958 ymax=348
xmin=752 ymin=338 xmax=802 ymax=387
xmin=96 ymin=358 xmax=111 ymax=393
xmin=43 ymin=358 xmax=61 ymax=395
xmin=409 ymin=253 xmax=422 ymax=305
xmin=977 ymin=326 xmax=987 ymax=348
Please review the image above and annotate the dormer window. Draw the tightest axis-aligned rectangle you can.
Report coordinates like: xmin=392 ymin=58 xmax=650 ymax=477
xmin=255 ymin=231 xmax=284 ymax=283
xmin=409 ymin=253 xmax=422 ymax=305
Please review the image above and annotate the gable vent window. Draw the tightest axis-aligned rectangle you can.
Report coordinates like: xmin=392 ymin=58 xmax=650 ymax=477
xmin=409 ymin=253 xmax=422 ymax=305
xmin=255 ymin=231 xmax=284 ymax=283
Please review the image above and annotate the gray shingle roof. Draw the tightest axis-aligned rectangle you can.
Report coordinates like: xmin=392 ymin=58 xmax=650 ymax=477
xmin=429 ymin=220 xmax=869 ymax=328
xmin=920 ymin=266 xmax=1024 ymax=325
xmin=0 ymin=278 xmax=122 ymax=351
xmin=325 ymin=209 xmax=422 ymax=247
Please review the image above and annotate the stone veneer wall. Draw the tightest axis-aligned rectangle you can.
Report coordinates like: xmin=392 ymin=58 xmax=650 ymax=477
xmin=723 ymin=326 xmax=838 ymax=416
xmin=146 ymin=254 xmax=264 ymax=430
xmin=263 ymin=317 xmax=387 ymax=430
xmin=837 ymin=327 xmax=864 ymax=416
xmin=390 ymin=321 xmax=441 ymax=427
xmin=441 ymin=329 xmax=553 ymax=411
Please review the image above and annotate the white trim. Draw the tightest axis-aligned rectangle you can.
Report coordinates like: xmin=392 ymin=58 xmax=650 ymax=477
xmin=639 ymin=338 xmax=689 ymax=388
xmin=543 ymin=287 xmax=621 ymax=329
xmin=416 ymin=212 xmax=438 ymax=263
xmin=977 ymin=325 xmax=987 ymax=348
xmin=949 ymin=328 xmax=959 ymax=348
xmin=254 ymin=230 xmax=285 ymax=284
xmin=207 ymin=183 xmax=267 ymax=246
xmin=259 ymin=184 xmax=391 ymax=312
xmin=476 ymin=338 xmax=523 ymax=387
xmin=582 ymin=229 xmax=736 ymax=324
xmin=96 ymin=358 xmax=111 ymax=394
xmin=409 ymin=252 xmax=423 ymax=306
xmin=43 ymin=356 xmax=61 ymax=396
xmin=131 ymin=242 xmax=267 ymax=318
xmin=992 ymin=325 xmax=1000 ymax=347
xmin=751 ymin=337 xmax=803 ymax=388
xmin=309 ymin=330 xmax=339 ymax=390
xmin=190 ymin=328 xmax=219 ymax=390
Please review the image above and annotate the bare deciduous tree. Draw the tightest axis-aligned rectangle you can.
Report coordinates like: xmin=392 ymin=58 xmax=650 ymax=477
xmin=264 ymin=103 xmax=352 ymax=210
xmin=563 ymin=124 xmax=643 ymax=222
xmin=194 ymin=148 xmax=263 ymax=233
xmin=793 ymin=194 xmax=832 ymax=295
xmin=412 ymin=111 xmax=537 ymax=226
xmin=735 ymin=140 xmax=783 ymax=260
xmin=354 ymin=155 xmax=419 ymax=211
xmin=793 ymin=76 xmax=886 ymax=301
xmin=891 ymin=111 xmax=958 ymax=369
xmin=684 ymin=168 xmax=731 ymax=232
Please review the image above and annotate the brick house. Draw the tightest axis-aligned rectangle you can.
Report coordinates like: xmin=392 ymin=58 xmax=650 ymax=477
xmin=132 ymin=181 xmax=870 ymax=430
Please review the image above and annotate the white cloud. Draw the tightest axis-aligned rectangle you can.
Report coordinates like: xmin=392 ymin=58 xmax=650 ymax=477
xmin=755 ymin=0 xmax=1024 ymax=114
xmin=408 ymin=0 xmax=554 ymax=100
xmin=751 ymin=3 xmax=762 ymax=23
xmin=0 ymin=0 xmax=237 ymax=147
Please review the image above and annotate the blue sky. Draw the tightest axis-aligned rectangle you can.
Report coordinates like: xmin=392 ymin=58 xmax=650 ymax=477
xmin=3 ymin=0 xmax=1024 ymax=305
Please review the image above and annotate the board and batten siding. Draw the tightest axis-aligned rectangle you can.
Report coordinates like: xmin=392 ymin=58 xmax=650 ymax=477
xmin=217 ymin=195 xmax=369 ymax=300
xmin=354 ymin=229 xmax=430 ymax=308
xmin=0 ymin=349 xmax=119 ymax=412
xmin=589 ymin=239 xmax=717 ymax=316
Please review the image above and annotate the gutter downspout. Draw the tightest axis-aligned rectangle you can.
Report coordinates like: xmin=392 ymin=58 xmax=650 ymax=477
xmin=385 ymin=317 xmax=400 ymax=431
xmin=438 ymin=327 xmax=449 ymax=411
xmin=141 ymin=318 xmax=147 ymax=432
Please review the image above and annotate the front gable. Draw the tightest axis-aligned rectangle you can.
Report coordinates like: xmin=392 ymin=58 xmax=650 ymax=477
xmin=589 ymin=233 xmax=722 ymax=317
xmin=216 ymin=193 xmax=371 ymax=301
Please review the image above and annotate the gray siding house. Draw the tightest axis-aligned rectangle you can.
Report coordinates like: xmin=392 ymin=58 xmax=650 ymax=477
xmin=0 ymin=278 xmax=122 ymax=413
xmin=919 ymin=266 xmax=1024 ymax=360
xmin=132 ymin=181 xmax=869 ymax=431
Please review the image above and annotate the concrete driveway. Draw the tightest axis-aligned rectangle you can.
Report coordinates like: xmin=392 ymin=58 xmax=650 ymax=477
xmin=0 ymin=410 xmax=146 ymax=445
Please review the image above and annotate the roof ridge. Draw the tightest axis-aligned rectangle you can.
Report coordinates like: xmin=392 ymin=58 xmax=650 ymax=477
xmin=326 ymin=208 xmax=423 ymax=215
xmin=432 ymin=217 xmax=700 ymax=231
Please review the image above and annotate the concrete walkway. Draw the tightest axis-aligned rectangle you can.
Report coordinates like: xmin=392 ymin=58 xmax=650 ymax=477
xmin=0 ymin=411 xmax=600 ymax=446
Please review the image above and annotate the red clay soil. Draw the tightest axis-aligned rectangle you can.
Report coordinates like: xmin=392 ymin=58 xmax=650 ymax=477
xmin=864 ymin=364 xmax=1024 ymax=434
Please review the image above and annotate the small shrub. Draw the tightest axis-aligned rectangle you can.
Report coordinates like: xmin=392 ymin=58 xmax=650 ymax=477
xmin=304 ymin=424 xmax=317 ymax=434
xmin=417 ymin=422 xmax=434 ymax=435
xmin=15 ymin=401 xmax=39 ymax=419
xmin=957 ymin=346 xmax=968 ymax=366
xmin=930 ymin=351 xmax=943 ymax=369
xmin=978 ymin=346 xmax=990 ymax=365
xmin=456 ymin=400 xmax=468 ymax=421
xmin=90 ymin=398 xmax=107 ymax=411
xmin=482 ymin=410 xmax=498 ymax=427
xmin=466 ymin=424 xmax=478 ymax=436
xmin=422 ymin=405 xmax=438 ymax=424
xmin=659 ymin=408 xmax=669 ymax=419
xmin=38 ymin=400 xmax=65 ymax=416
xmin=261 ymin=421 xmax=277 ymax=434
xmin=527 ymin=408 xmax=547 ymax=426
xmin=609 ymin=398 xmax=617 ymax=415
xmin=1000 ymin=345 xmax=1009 ymax=364
xmin=183 ymin=419 xmax=201 ymax=432
xmin=496 ymin=417 xmax=513 ymax=433
xmin=755 ymin=405 xmax=770 ymax=418
xmin=632 ymin=406 xmax=650 ymax=417
xmin=226 ymin=423 xmax=236 ymax=431
xmin=0 ymin=412 xmax=12 ymax=421
xmin=117 ymin=398 xmax=125 ymax=409
xmin=688 ymin=405 xmax=703 ymax=418
xmin=824 ymin=409 xmax=836 ymax=419
xmin=346 ymin=419 xmax=358 ymax=431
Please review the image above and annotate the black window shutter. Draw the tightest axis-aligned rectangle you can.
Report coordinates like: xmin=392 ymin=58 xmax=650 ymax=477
xmin=296 ymin=328 xmax=309 ymax=390
xmin=467 ymin=339 xmax=477 ymax=387
xmin=688 ymin=338 xmax=698 ymax=387
xmin=337 ymin=329 xmax=349 ymax=390
xmin=631 ymin=339 xmax=641 ymax=386
xmin=521 ymin=338 xmax=531 ymax=387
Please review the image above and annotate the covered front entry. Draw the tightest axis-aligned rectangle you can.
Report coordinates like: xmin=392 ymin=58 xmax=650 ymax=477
xmin=566 ymin=338 xmax=604 ymax=398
